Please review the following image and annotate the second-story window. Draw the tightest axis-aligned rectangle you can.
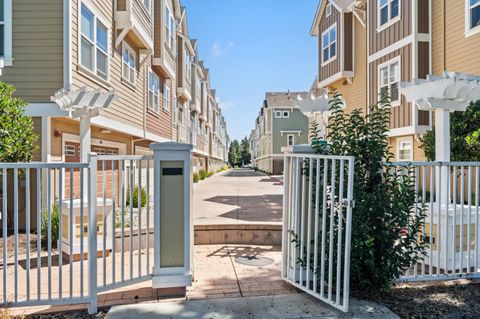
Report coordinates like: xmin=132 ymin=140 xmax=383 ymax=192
xmin=378 ymin=0 xmax=399 ymax=28
xmin=378 ymin=58 xmax=400 ymax=104
xmin=122 ymin=42 xmax=136 ymax=84
xmin=80 ymin=3 xmax=109 ymax=79
xmin=148 ymin=71 xmax=160 ymax=113
xmin=321 ymin=24 xmax=336 ymax=64
xmin=326 ymin=3 xmax=332 ymax=17
xmin=164 ymin=84 xmax=171 ymax=112
xmin=185 ymin=51 xmax=192 ymax=81
xmin=468 ymin=0 xmax=480 ymax=32
xmin=165 ymin=6 xmax=175 ymax=51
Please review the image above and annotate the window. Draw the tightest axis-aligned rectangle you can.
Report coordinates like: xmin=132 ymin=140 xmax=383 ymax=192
xmin=275 ymin=111 xmax=282 ymax=118
xmin=165 ymin=6 xmax=175 ymax=51
xmin=65 ymin=145 xmax=76 ymax=157
xmin=185 ymin=50 xmax=192 ymax=81
xmin=178 ymin=106 xmax=184 ymax=124
xmin=321 ymin=24 xmax=336 ymax=64
xmin=143 ymin=0 xmax=151 ymax=13
xmin=80 ymin=3 xmax=109 ymax=79
xmin=287 ymin=135 xmax=295 ymax=147
xmin=122 ymin=42 xmax=136 ymax=84
xmin=148 ymin=71 xmax=160 ymax=113
xmin=164 ymin=84 xmax=171 ymax=111
xmin=378 ymin=0 xmax=399 ymax=28
xmin=283 ymin=111 xmax=290 ymax=118
xmin=0 ymin=0 xmax=12 ymax=62
xmin=398 ymin=140 xmax=412 ymax=161
xmin=467 ymin=0 xmax=480 ymax=34
xmin=326 ymin=3 xmax=332 ymax=17
xmin=378 ymin=58 xmax=400 ymax=104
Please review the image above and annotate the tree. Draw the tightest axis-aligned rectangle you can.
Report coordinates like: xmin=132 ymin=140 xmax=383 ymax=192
xmin=0 ymin=81 xmax=37 ymax=162
xmin=228 ymin=139 xmax=241 ymax=167
xmin=419 ymin=100 xmax=480 ymax=161
xmin=240 ymin=136 xmax=251 ymax=165
xmin=299 ymin=91 xmax=426 ymax=292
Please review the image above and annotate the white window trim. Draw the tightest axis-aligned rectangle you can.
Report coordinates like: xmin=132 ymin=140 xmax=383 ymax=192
xmin=465 ymin=0 xmax=480 ymax=37
xmin=283 ymin=111 xmax=290 ymax=118
xmin=77 ymin=0 xmax=111 ymax=81
xmin=275 ymin=110 xmax=282 ymax=118
xmin=321 ymin=23 xmax=337 ymax=67
xmin=287 ymin=134 xmax=295 ymax=147
xmin=148 ymin=69 xmax=160 ymax=113
xmin=0 ymin=0 xmax=13 ymax=65
xmin=326 ymin=3 xmax=332 ymax=17
xmin=122 ymin=41 xmax=136 ymax=85
xmin=164 ymin=84 xmax=171 ymax=112
xmin=165 ymin=4 xmax=175 ymax=51
xmin=377 ymin=0 xmax=401 ymax=33
xmin=397 ymin=138 xmax=413 ymax=162
xmin=377 ymin=56 xmax=401 ymax=107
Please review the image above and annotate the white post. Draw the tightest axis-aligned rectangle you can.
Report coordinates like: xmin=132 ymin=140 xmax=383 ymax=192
xmin=41 ymin=116 xmax=51 ymax=209
xmin=87 ymin=153 xmax=98 ymax=314
xmin=435 ymin=109 xmax=450 ymax=206
xmin=80 ymin=115 xmax=91 ymax=200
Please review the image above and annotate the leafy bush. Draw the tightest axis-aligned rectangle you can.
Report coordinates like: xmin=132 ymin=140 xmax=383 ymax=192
xmin=41 ymin=204 xmax=59 ymax=249
xmin=198 ymin=170 xmax=207 ymax=180
xmin=193 ymin=172 xmax=199 ymax=183
xmin=125 ymin=186 xmax=147 ymax=208
xmin=0 ymin=81 xmax=37 ymax=162
xmin=298 ymin=91 xmax=427 ymax=292
xmin=207 ymin=171 xmax=214 ymax=178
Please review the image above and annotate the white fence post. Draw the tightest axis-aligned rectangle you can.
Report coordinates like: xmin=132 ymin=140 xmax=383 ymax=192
xmin=88 ymin=153 xmax=98 ymax=314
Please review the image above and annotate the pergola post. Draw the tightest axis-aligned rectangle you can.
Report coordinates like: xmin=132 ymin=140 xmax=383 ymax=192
xmin=435 ymin=109 xmax=451 ymax=206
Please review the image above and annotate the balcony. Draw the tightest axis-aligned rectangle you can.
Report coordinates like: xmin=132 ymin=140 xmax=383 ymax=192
xmin=115 ymin=0 xmax=154 ymax=51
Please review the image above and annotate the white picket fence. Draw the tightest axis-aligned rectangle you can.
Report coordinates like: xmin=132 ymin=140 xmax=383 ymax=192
xmin=282 ymin=153 xmax=355 ymax=312
xmin=0 ymin=154 xmax=155 ymax=313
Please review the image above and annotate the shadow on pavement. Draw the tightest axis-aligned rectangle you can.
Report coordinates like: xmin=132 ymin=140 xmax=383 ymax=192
xmin=222 ymin=169 xmax=265 ymax=177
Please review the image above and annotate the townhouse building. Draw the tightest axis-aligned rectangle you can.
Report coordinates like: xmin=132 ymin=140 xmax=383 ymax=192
xmin=311 ymin=0 xmax=480 ymax=162
xmin=0 ymin=0 xmax=228 ymax=176
xmin=251 ymin=92 xmax=310 ymax=174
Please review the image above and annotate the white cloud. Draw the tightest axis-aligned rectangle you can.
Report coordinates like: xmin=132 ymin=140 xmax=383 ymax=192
xmin=210 ymin=41 xmax=234 ymax=58
xmin=217 ymin=97 xmax=235 ymax=111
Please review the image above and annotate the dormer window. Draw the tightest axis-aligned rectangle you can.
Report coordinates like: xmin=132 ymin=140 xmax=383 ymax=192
xmin=321 ymin=24 xmax=336 ymax=65
xmin=378 ymin=0 xmax=399 ymax=28
xmin=467 ymin=0 xmax=480 ymax=36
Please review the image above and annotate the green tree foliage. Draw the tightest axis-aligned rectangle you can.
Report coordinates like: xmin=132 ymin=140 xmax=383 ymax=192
xmin=299 ymin=91 xmax=426 ymax=292
xmin=420 ymin=100 xmax=480 ymax=161
xmin=240 ymin=136 xmax=251 ymax=165
xmin=0 ymin=81 xmax=37 ymax=162
xmin=125 ymin=186 xmax=147 ymax=208
xmin=228 ymin=139 xmax=241 ymax=167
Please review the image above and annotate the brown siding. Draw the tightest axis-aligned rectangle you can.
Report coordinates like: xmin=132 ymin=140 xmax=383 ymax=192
xmin=418 ymin=110 xmax=430 ymax=126
xmin=1 ymin=0 xmax=63 ymax=102
xmin=153 ymin=0 xmax=162 ymax=59
xmin=432 ymin=0 xmax=480 ymax=75
xmin=146 ymin=77 xmax=173 ymax=138
xmin=417 ymin=41 xmax=429 ymax=79
xmin=318 ymin=3 xmax=341 ymax=82
xmin=117 ymin=0 xmax=127 ymax=11
xmin=369 ymin=0 xmax=412 ymax=55
xmin=417 ymin=0 xmax=429 ymax=33
xmin=343 ymin=13 xmax=353 ymax=72
xmin=369 ymin=45 xmax=412 ymax=129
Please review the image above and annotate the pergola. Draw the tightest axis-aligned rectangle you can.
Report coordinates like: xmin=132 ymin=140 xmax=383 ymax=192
xmin=51 ymin=87 xmax=118 ymax=163
xmin=294 ymin=93 xmax=330 ymax=140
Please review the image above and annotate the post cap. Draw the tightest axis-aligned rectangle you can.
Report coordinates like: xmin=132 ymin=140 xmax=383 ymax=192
xmin=150 ymin=142 xmax=193 ymax=152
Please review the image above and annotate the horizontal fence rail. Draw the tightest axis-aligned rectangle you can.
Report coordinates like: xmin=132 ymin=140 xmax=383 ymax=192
xmin=386 ymin=161 xmax=480 ymax=282
xmin=0 ymin=154 xmax=155 ymax=311
xmin=282 ymin=153 xmax=355 ymax=313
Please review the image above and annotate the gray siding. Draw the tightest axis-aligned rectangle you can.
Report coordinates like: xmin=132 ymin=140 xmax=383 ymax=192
xmin=272 ymin=109 xmax=309 ymax=154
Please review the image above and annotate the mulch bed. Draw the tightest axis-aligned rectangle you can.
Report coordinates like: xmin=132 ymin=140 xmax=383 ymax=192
xmin=355 ymin=279 xmax=480 ymax=319
xmin=0 ymin=233 xmax=40 ymax=257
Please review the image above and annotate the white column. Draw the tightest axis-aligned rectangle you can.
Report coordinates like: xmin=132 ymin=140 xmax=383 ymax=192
xmin=80 ymin=115 xmax=91 ymax=200
xmin=435 ymin=109 xmax=450 ymax=206
xmin=41 ymin=116 xmax=51 ymax=209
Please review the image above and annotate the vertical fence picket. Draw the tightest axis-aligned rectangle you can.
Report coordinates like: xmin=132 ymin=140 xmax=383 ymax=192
xmin=25 ymin=169 xmax=30 ymax=301
xmin=2 ymin=168 xmax=7 ymax=304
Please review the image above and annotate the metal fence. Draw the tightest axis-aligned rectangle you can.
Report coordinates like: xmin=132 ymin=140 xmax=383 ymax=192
xmin=282 ymin=153 xmax=355 ymax=313
xmin=387 ymin=161 xmax=480 ymax=282
xmin=0 ymin=154 xmax=154 ymax=312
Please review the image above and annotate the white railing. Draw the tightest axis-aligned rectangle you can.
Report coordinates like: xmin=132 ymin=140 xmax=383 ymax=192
xmin=0 ymin=154 xmax=155 ymax=312
xmin=387 ymin=161 xmax=480 ymax=282
xmin=282 ymin=153 xmax=355 ymax=313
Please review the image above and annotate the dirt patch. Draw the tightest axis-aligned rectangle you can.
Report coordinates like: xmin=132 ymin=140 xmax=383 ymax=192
xmin=0 ymin=233 xmax=39 ymax=257
xmin=356 ymin=279 xmax=480 ymax=319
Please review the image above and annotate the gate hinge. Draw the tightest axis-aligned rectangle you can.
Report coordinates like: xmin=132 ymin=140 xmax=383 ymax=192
xmin=342 ymin=199 xmax=355 ymax=208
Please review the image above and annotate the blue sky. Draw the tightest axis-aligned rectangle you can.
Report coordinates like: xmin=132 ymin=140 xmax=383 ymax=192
xmin=182 ymin=0 xmax=319 ymax=141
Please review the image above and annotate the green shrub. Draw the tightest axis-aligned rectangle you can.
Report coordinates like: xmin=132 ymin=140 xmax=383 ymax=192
xmin=41 ymin=204 xmax=59 ymax=249
xmin=125 ymin=186 xmax=147 ymax=208
xmin=193 ymin=172 xmax=199 ymax=183
xmin=207 ymin=171 xmax=214 ymax=178
xmin=295 ymin=90 xmax=427 ymax=292
xmin=199 ymin=170 xmax=207 ymax=180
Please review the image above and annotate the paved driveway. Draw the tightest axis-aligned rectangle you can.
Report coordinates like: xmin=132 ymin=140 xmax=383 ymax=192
xmin=193 ymin=169 xmax=283 ymax=225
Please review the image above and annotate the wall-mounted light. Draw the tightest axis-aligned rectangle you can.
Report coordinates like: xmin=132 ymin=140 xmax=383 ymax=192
xmin=54 ymin=130 xmax=62 ymax=138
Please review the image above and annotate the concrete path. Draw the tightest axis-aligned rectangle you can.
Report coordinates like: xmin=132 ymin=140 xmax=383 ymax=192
xmin=193 ymin=169 xmax=283 ymax=225
xmin=106 ymin=293 xmax=399 ymax=319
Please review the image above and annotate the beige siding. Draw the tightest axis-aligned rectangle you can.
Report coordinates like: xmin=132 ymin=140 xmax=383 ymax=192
xmin=369 ymin=0 xmax=412 ymax=55
xmin=432 ymin=0 xmax=480 ymax=75
xmin=318 ymin=3 xmax=341 ymax=82
xmin=369 ymin=45 xmax=412 ymax=129
xmin=132 ymin=0 xmax=153 ymax=40
xmin=1 ymin=0 xmax=63 ymax=102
